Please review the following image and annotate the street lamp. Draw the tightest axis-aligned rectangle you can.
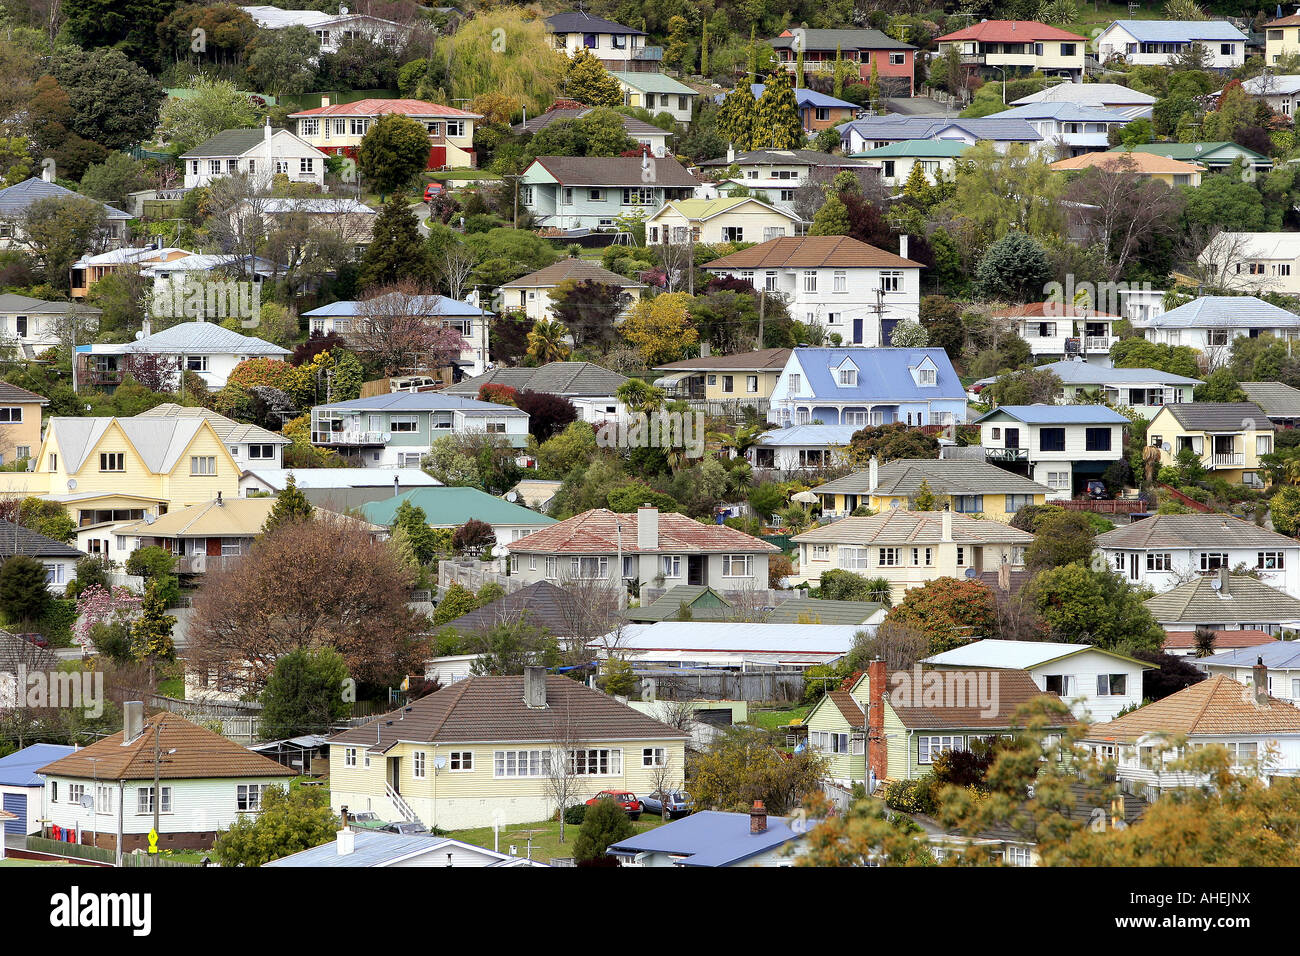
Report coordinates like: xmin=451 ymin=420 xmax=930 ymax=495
xmin=989 ymin=65 xmax=1008 ymax=103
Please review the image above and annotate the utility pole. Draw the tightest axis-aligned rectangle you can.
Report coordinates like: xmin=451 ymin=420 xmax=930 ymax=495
xmin=758 ymin=289 xmax=766 ymax=348
xmin=153 ymin=719 xmax=162 ymax=864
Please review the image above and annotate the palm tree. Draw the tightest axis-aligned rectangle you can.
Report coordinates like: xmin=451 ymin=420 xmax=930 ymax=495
xmin=526 ymin=318 xmax=570 ymax=363
xmin=711 ymin=423 xmax=769 ymax=460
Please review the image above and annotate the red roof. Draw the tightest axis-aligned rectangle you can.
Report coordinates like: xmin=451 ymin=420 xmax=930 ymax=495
xmin=508 ymin=508 xmax=780 ymax=555
xmin=1163 ymin=629 xmax=1277 ymax=650
xmin=936 ymin=20 xmax=1088 ymax=43
xmin=289 ymin=98 xmax=482 ymax=120
xmin=996 ymin=302 xmax=1121 ymax=319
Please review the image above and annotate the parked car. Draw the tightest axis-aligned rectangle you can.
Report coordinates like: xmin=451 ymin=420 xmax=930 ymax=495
xmin=1086 ymin=480 xmax=1109 ymax=500
xmin=423 ymin=182 xmax=445 ymax=201
xmin=639 ymin=789 xmax=693 ymax=818
xmin=14 ymin=632 xmax=48 ymax=648
xmin=586 ymin=790 xmax=641 ymax=819
xmin=346 ymin=810 xmax=386 ymax=830
xmin=378 ymin=820 xmax=429 ymax=835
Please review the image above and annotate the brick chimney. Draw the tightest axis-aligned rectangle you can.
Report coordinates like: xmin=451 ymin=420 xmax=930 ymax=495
xmin=523 ymin=666 xmax=548 ymax=709
xmin=1253 ymin=657 xmax=1269 ymax=705
xmin=866 ymin=659 xmax=887 ymax=788
xmin=122 ymin=700 xmax=144 ymax=745
xmin=637 ymin=506 xmax=658 ymax=550
xmin=1218 ymin=566 xmax=1231 ymax=596
xmin=749 ymin=800 xmax=767 ymax=834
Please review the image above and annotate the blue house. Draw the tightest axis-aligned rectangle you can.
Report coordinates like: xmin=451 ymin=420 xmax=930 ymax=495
xmin=0 ymin=743 xmax=75 ymax=835
xmin=767 ymin=347 xmax=967 ymax=428
xmin=608 ymin=803 xmax=808 ymax=867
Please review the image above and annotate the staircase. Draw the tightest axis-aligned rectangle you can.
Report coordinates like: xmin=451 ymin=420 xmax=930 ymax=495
xmin=385 ymin=783 xmax=421 ymax=825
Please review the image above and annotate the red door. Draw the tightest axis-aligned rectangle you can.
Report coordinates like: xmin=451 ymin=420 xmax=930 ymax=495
xmin=206 ymin=538 xmax=222 ymax=557
xmin=427 ymin=146 xmax=446 ymax=169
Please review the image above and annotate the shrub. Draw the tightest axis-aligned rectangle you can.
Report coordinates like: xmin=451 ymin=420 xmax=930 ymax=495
xmin=882 ymin=776 xmax=937 ymax=815
xmin=563 ymin=804 xmax=588 ymax=826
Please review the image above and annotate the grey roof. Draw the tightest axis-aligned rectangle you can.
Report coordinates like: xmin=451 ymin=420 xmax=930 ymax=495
xmin=48 ymin=416 xmax=210 ymax=475
xmin=924 ymin=639 xmax=1150 ymax=670
xmin=769 ymin=28 xmax=912 ymax=51
xmin=0 ymin=293 xmax=101 ymax=316
xmin=511 ymin=109 xmax=665 ymax=138
xmin=135 ymin=402 xmax=288 ymax=447
xmin=1106 ymin=19 xmax=1247 ymax=42
xmin=1241 ymin=382 xmax=1300 ymax=419
xmin=0 ymin=380 xmax=46 ymax=404
xmin=0 ymin=519 xmax=83 ymax=560
xmin=437 ymin=581 xmax=581 ymax=636
xmin=697 ymin=149 xmax=870 ymax=168
xmin=608 ymin=810 xmax=805 ymax=866
xmin=839 ymin=115 xmax=1042 ymax=143
xmin=1096 ymin=514 xmax=1299 ymax=550
xmin=987 ymin=360 xmax=1201 ymax=388
xmin=1199 ymin=642 xmax=1300 ymax=669
xmin=544 ymin=11 xmax=644 ymax=35
xmin=444 ymin=362 xmax=627 ymax=398
xmin=1236 ymin=75 xmax=1300 ymax=97
xmin=1162 ymin=402 xmax=1273 ymax=432
xmin=995 ymin=102 xmax=1131 ymax=124
xmin=528 ymin=156 xmax=698 ymax=187
xmin=973 ymin=405 xmax=1129 ymax=425
xmin=92 ymin=321 xmax=288 ymax=357
xmin=264 ymin=830 xmax=542 ymax=867
xmin=240 ymin=467 xmax=440 ymax=490
xmin=181 ymin=129 xmax=275 ymax=158
xmin=1145 ymin=576 xmax=1300 ymax=624
xmin=0 ymin=630 xmax=60 ymax=674
xmin=0 ymin=178 xmax=130 ymax=220
xmin=1012 ymin=82 xmax=1158 ymax=107
xmin=655 ymin=348 xmax=791 ymax=373
xmin=814 ymin=459 xmax=1053 ymax=498
xmin=793 ymin=510 xmax=1034 ymax=546
xmin=1145 ymin=296 xmax=1300 ymax=329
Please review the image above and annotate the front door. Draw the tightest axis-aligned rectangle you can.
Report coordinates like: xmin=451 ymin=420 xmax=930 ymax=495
xmin=1005 ymin=428 xmax=1020 ymax=449
xmin=852 ymin=318 xmax=863 ymax=344
xmin=387 ymin=756 xmax=401 ymax=795
xmin=687 ymin=555 xmax=705 ymax=586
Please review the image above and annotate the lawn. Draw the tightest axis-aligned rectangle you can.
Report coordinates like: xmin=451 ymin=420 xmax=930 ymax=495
xmin=428 ymin=169 xmax=503 ymax=182
xmin=746 ymin=705 xmax=812 ymax=731
xmin=1074 ymin=1 xmax=1169 ymax=37
xmin=0 ymin=858 xmax=91 ymax=866
xmin=449 ymin=814 xmax=669 ymax=863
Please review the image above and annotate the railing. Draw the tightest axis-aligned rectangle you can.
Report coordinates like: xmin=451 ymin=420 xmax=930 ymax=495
xmin=176 ymin=554 xmax=243 ymax=574
xmin=386 ymin=783 xmax=420 ymax=825
xmin=311 ymin=430 xmax=385 ymax=445
xmin=986 ymin=447 xmax=1029 ymax=463
xmin=1206 ymin=453 xmax=1245 ymax=468
xmin=1084 ymin=336 xmax=1113 ymax=351
xmin=25 ymin=835 xmax=200 ymax=866
xmin=633 ymin=45 xmax=663 ymax=60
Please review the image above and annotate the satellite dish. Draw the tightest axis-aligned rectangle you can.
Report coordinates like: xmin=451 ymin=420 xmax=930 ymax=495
xmin=964 ymin=567 xmax=977 ymax=579
xmin=382 ymin=433 xmax=393 ymax=442
xmin=890 ymin=499 xmax=900 ymax=508
xmin=66 ymin=479 xmax=77 ymax=490
xmin=1162 ymin=442 xmax=1171 ymax=452
xmin=1211 ymin=578 xmax=1222 ymax=591
xmin=80 ymin=794 xmax=94 ymax=808
xmin=433 ymin=756 xmax=446 ymax=770
xmin=505 ymin=491 xmax=519 ymax=502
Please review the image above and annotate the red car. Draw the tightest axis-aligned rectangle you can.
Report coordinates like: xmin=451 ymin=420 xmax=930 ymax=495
xmin=586 ymin=790 xmax=641 ymax=820
xmin=423 ymin=182 xmax=445 ymax=201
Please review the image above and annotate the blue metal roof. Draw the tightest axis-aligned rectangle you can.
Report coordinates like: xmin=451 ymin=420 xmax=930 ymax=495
xmin=995 ymin=102 xmax=1131 ymax=123
xmin=1199 ymin=642 xmax=1300 ymax=669
xmin=607 ymin=810 xmax=807 ymax=866
xmin=0 ymin=744 xmax=75 ymax=787
xmin=839 ymin=115 xmax=1042 ymax=142
xmin=748 ymin=84 xmax=857 ymax=110
xmin=975 ymin=360 xmax=1202 ymax=387
xmin=263 ymin=830 xmax=540 ymax=867
xmin=302 ymin=294 xmax=489 ymax=318
xmin=1108 ymin=19 xmax=1247 ymax=42
xmin=1148 ymin=296 xmax=1300 ymax=329
xmin=756 ymin=424 xmax=861 ymax=446
xmin=791 ymin=347 xmax=966 ymax=402
xmin=973 ymin=404 xmax=1130 ymax=425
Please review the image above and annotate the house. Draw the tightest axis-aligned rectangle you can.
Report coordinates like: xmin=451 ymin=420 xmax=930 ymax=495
xmin=1146 ymin=401 xmax=1274 ymax=486
xmin=766 ymin=347 xmax=965 ymax=428
xmin=1196 ymin=235 xmax=1300 ymax=296
xmin=233 ymin=196 xmax=377 ymax=249
xmin=265 ymin=828 xmax=546 ymax=866
xmin=238 ymin=467 xmax=441 ymax=508
xmin=851 ymin=140 xmax=969 ymax=187
xmin=1266 ymin=16 xmax=1300 ymax=64
xmin=608 ymin=72 xmax=698 ymax=125
xmin=360 ymin=486 xmax=556 ymax=552
xmin=0 ymin=293 xmax=101 ymax=359
xmin=0 ymin=630 xmax=60 ymax=708
xmin=513 ymin=105 xmax=670 ymax=157
xmin=1096 ymin=514 xmax=1300 ymax=596
xmin=445 ymin=361 xmax=628 ymax=424
xmin=1144 ymin=570 xmax=1300 ymax=634
xmin=37 ymin=702 xmax=297 ymax=851
xmin=496 ymin=258 xmax=646 ymax=322
xmin=1011 ymin=81 xmax=1158 ymax=120
xmin=652 ymin=348 xmax=790 ymax=412
xmin=739 ymin=84 xmax=858 ymax=133
xmin=1196 ymin=643 xmax=1300 ymax=703
xmin=993 ymin=102 xmax=1131 ymax=159
xmin=972 ymin=405 xmax=1129 ymax=497
xmin=309 ymin=392 xmax=530 ymax=468
xmin=326 ymin=667 xmax=689 ymax=829
xmin=180 ymin=123 xmax=327 ymax=189
xmin=704 ymin=238 xmax=924 ymax=347
xmin=837 ymin=115 xmax=1041 ymax=157
xmin=769 ymin=28 xmax=917 ymax=94
xmin=508 ymin=479 xmax=564 ymax=513
xmin=975 ymin=359 xmax=1202 ymax=414
xmin=135 ymin=403 xmax=289 ymax=473
xmin=609 ymin=803 xmax=805 ymax=866
xmin=1242 ymin=381 xmax=1300 ymax=428
xmin=1051 ymin=149 xmax=1205 ymax=186
xmin=935 ymin=20 xmax=1088 ymax=79
xmin=0 ymin=381 xmax=46 ymax=466
xmin=790 ymin=509 xmax=1033 ymax=597
xmin=1085 ymin=672 xmax=1300 ymax=793
xmin=749 ymin=424 xmax=857 ymax=472
xmin=433 ymin=580 xmax=581 ymax=640
xmin=1121 ymin=141 xmax=1271 ymax=180
xmin=1133 ymin=296 xmax=1300 ymax=359
xmin=76 ymin=321 xmax=289 ymax=390
xmin=289 ymin=97 xmax=482 ymax=171
xmin=504 ymin=506 xmax=778 ymax=594
xmin=140 ymin=252 xmax=278 ymax=307
xmin=1162 ymin=627 xmax=1276 ymax=658
xmin=0 ymin=744 xmax=74 ymax=836
xmin=247 ymin=734 xmax=329 ymax=774
xmin=69 ymin=246 xmax=195 ymax=300
xmin=991 ymin=303 xmax=1122 ymax=363
xmin=0 ymin=519 xmax=84 ymax=593
xmin=812 ymin=457 xmax=1053 ymax=520
xmin=519 ymin=156 xmax=698 ymax=231
xmin=646 ymin=197 xmax=802 ymax=247
xmin=544 ymin=11 xmax=659 ymax=71
xmin=302 ymin=292 xmax=492 ymax=377
xmin=696 ymin=148 xmax=871 ymax=206
xmin=923 ymin=639 xmax=1152 ymax=721
xmin=1217 ymin=73 xmax=1300 ymax=116
xmin=239 ymin=5 xmax=412 ymax=56
xmin=597 ymin=622 xmax=863 ymax=669
xmin=0 ymin=177 xmax=131 ymax=251
xmin=1096 ymin=19 xmax=1248 ymax=69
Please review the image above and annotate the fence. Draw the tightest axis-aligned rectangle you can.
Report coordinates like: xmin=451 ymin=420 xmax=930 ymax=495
xmin=1054 ymin=498 xmax=1148 ymax=516
xmin=629 ymin=667 xmax=808 ymax=704
xmin=24 ymin=835 xmax=200 ymax=867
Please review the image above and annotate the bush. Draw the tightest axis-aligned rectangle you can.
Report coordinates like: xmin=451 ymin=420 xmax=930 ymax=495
xmin=563 ymin=804 xmax=588 ymax=826
xmin=126 ymin=546 xmax=176 ymax=579
xmin=882 ymin=776 xmax=937 ymax=815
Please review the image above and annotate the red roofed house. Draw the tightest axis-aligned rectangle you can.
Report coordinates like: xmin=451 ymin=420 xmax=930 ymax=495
xmin=990 ymin=302 xmax=1122 ymax=361
xmin=1162 ymin=628 xmax=1278 ymax=658
xmin=505 ymin=506 xmax=779 ymax=596
xmin=935 ymin=20 xmax=1088 ymax=81
xmin=288 ymin=97 xmax=483 ymax=171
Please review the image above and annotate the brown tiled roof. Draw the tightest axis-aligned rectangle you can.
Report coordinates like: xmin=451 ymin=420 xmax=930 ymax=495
xmin=530 ymin=155 xmax=698 ymax=187
xmin=37 ymin=712 xmax=297 ymax=781
xmin=703 ymin=235 xmax=919 ymax=270
xmin=654 ymin=348 xmax=791 ymax=372
xmin=1163 ymin=629 xmax=1276 ymax=651
xmin=508 ymin=508 xmax=780 ymax=555
xmin=499 ymin=258 xmax=647 ymax=289
xmin=827 ymin=689 xmax=865 ymax=728
xmin=888 ymin=669 xmax=1076 ymax=729
xmin=329 ymin=675 xmax=690 ymax=749
xmin=792 ymin=509 xmax=1035 ymax=546
xmin=0 ymin=381 xmax=47 ymax=404
xmin=1087 ymin=675 xmax=1300 ymax=741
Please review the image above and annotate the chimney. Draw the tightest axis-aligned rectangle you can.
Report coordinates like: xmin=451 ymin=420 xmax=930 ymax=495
xmin=866 ymin=659 xmax=887 ymax=788
xmin=216 ymin=490 xmax=223 ymax=506
xmin=637 ymin=506 xmax=659 ymax=550
xmin=1253 ymin=657 xmax=1269 ymax=705
xmin=749 ymin=800 xmax=767 ymax=834
xmin=264 ymin=115 xmax=272 ymax=144
xmin=1218 ymin=566 xmax=1230 ymax=596
xmin=337 ymin=828 xmax=355 ymax=856
xmin=899 ymin=234 xmax=909 ymax=260
xmin=523 ymin=666 xmax=548 ymax=709
xmin=321 ymin=95 xmax=331 ymax=108
xmin=727 ymin=143 xmax=735 ymax=163
xmin=699 ymin=342 xmax=710 ymax=358
xmin=122 ymin=700 xmax=144 ymax=745
xmin=868 ymin=456 xmax=879 ymax=493
xmin=41 ymin=162 xmax=52 ymax=183
xmin=941 ymin=509 xmax=952 ymax=542
xmin=997 ymin=560 xmax=1011 ymax=593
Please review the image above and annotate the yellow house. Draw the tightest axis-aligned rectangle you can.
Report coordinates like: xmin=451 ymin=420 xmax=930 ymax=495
xmin=287 ymin=97 xmax=482 ymax=171
xmin=1265 ymin=13 xmax=1300 ymax=63
xmin=0 ymin=382 xmax=47 ymax=467
xmin=1050 ymin=150 xmax=1204 ymax=186
xmin=812 ymin=458 xmax=1051 ymax=521
xmin=1147 ymin=402 xmax=1275 ymax=486
xmin=652 ymin=348 xmax=791 ymax=403
xmin=496 ymin=257 xmax=646 ymax=322
xmin=645 ymin=197 xmax=802 ymax=247
xmin=327 ymin=668 xmax=689 ymax=830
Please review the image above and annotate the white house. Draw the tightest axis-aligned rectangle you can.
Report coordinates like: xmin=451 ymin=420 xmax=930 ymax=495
xmin=975 ymin=358 xmax=1202 ymax=415
xmin=749 ymin=424 xmax=858 ymax=472
xmin=239 ymin=4 xmax=411 ymax=55
xmin=1096 ymin=19 xmax=1248 ymax=68
xmin=544 ymin=11 xmax=659 ymax=70
xmin=704 ymin=235 xmax=923 ymax=345
xmin=850 ymin=140 xmax=968 ymax=187
xmin=264 ymin=828 xmax=547 ymax=866
xmin=520 ymin=155 xmax=700 ymax=231
xmin=696 ymin=148 xmax=872 ymax=205
xmin=972 ymin=405 xmax=1129 ymax=498
xmin=609 ymin=806 xmax=806 ymax=867
xmin=991 ymin=302 xmax=1121 ymax=363
xmin=1196 ymin=643 xmax=1300 ymax=703
xmin=180 ymin=123 xmax=327 ymax=190
xmin=445 ymin=361 xmax=629 ymax=425
xmin=1132 ymin=295 xmax=1300 ymax=361
xmin=838 ymin=115 xmax=1041 ymax=157
xmin=1096 ymin=514 xmax=1300 ymax=597
xmin=0 ymin=744 xmax=75 ymax=837
xmin=924 ymin=639 xmax=1151 ymax=721
xmin=1196 ymin=235 xmax=1300 ymax=298
xmin=993 ymin=102 xmax=1132 ymax=158
xmin=0 ymin=293 xmax=100 ymax=358
xmin=77 ymin=321 xmax=290 ymax=390
xmin=610 ymin=71 xmax=698 ymax=125
xmin=1011 ymin=81 xmax=1158 ymax=121
xmin=595 ymin=622 xmax=862 ymax=669
xmin=496 ymin=258 xmax=647 ymax=323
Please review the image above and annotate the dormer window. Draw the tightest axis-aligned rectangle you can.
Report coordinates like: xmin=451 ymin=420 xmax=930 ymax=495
xmin=838 ymin=368 xmax=857 ymax=387
xmin=918 ymin=368 xmax=936 ymax=386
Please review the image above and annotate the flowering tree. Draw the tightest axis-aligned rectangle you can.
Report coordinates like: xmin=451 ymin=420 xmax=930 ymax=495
xmin=352 ymin=279 xmax=470 ymax=376
xmin=72 ymin=584 xmax=143 ymax=653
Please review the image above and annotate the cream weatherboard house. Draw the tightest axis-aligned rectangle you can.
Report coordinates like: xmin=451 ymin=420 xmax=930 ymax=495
xmin=180 ymin=124 xmax=327 ymax=190
xmin=327 ymin=668 xmax=689 ymax=830
xmin=289 ymin=97 xmax=482 ymax=171
xmin=646 ymin=198 xmax=801 ymax=247
xmin=1146 ymin=401 xmax=1274 ymax=486
xmin=497 ymin=258 xmax=646 ymax=322
xmin=934 ymin=19 xmax=1089 ymax=79
xmin=973 ymin=405 xmax=1129 ymax=498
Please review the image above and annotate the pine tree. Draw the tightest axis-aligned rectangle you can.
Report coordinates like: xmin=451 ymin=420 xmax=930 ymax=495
xmin=718 ymin=84 xmax=758 ymax=151
xmin=869 ymin=60 xmax=881 ymax=111
xmin=701 ymin=22 xmax=710 ymax=76
xmin=755 ymin=70 xmax=803 ymax=149
xmin=914 ymin=479 xmax=936 ymax=511
xmin=901 ymin=160 xmax=934 ymax=207
xmin=130 ymin=577 xmax=177 ymax=676
xmin=665 ymin=16 xmax=690 ymax=74
xmin=749 ymin=24 xmax=759 ymax=77
xmin=358 ymin=196 xmax=435 ymax=289
xmin=809 ymin=193 xmax=850 ymax=235
xmin=263 ymin=474 xmax=314 ymax=534
xmin=833 ymin=43 xmax=845 ymax=98
xmin=562 ymin=48 xmax=622 ymax=107
xmin=795 ymin=44 xmax=804 ymax=88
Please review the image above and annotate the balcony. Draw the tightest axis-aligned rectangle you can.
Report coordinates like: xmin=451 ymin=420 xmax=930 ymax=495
xmin=986 ymin=447 xmax=1029 ymax=463
xmin=311 ymin=430 xmax=386 ymax=446
xmin=1084 ymin=335 xmax=1114 ymax=351
xmin=632 ymin=45 xmax=663 ymax=60
xmin=1205 ymin=453 xmax=1245 ymax=469
xmin=177 ymin=554 xmax=243 ymax=574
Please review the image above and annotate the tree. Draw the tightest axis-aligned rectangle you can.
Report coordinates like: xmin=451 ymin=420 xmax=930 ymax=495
xmin=665 ymin=15 xmax=691 ymax=73
xmin=0 ymin=555 xmax=52 ymax=626
xmin=245 ymin=25 xmax=320 ymax=96
xmin=717 ymin=83 xmax=757 ymax=150
xmin=920 ymin=295 xmax=966 ymax=359
xmin=52 ymin=47 xmax=165 ymax=151
xmin=573 ymin=109 xmax=637 ymax=157
xmin=358 ymin=113 xmax=432 ymax=198
xmin=561 ymin=48 xmax=622 ymax=107
xmin=262 ymin=474 xmax=313 ymax=534
xmin=391 ymin=501 xmax=438 ymax=566
xmin=17 ymin=195 xmax=109 ymax=292
xmin=945 ymin=141 xmax=1063 ymax=243
xmin=573 ymin=796 xmax=635 ymax=865
xmin=754 ymin=70 xmax=803 ymax=150
xmin=549 ymin=279 xmax=629 ymax=351
xmin=1024 ymin=510 xmax=1097 ymax=573
xmin=467 ymin=622 xmax=561 ymax=675
xmin=432 ymin=9 xmax=567 ymax=116
xmin=619 ymin=292 xmax=697 ymax=364
xmin=79 ymin=152 xmax=149 ymax=208
xmin=885 ymin=578 xmax=999 ymax=653
xmin=809 ymin=193 xmax=850 ymax=236
xmin=17 ymin=497 xmax=77 ymax=543
xmin=1063 ymin=158 xmax=1186 ymax=279
xmin=129 ymin=577 xmax=177 ymax=675
xmin=352 ymin=280 xmax=469 ymax=376
xmin=527 ymin=318 xmax=572 ymax=363
xmin=259 ymin=647 xmax=351 ymax=740
xmin=1193 ymin=367 xmax=1248 ymax=403
xmin=214 ymin=783 xmax=337 ymax=866
xmin=846 ymin=423 xmax=939 ymax=465
xmin=974 ymin=231 xmax=1053 ymax=302
xmin=689 ymin=725 xmax=828 ymax=814
xmin=516 ymin=389 xmax=578 ymax=443
xmin=1028 ymin=564 xmax=1164 ymax=651
xmin=1271 ymin=485 xmax=1300 ymax=536
xmin=452 ymin=518 xmax=496 ymax=555
xmin=889 ymin=320 xmax=929 ymax=347
xmin=1110 ymin=338 xmax=1202 ymax=378
xmin=157 ymin=77 xmax=262 ymax=155
xmin=358 ymin=197 xmax=435 ymax=289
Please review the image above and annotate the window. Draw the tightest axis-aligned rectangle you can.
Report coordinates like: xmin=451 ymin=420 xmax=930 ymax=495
xmin=445 ymin=120 xmax=465 ymax=138
xmin=300 ymin=118 xmax=319 ymax=137
xmin=1258 ymin=434 xmax=1273 ymax=456
xmin=1085 ymin=427 xmax=1112 ymax=452
xmin=788 ymin=373 xmax=802 ymax=394
xmin=1220 ymin=43 xmax=1233 ymax=55
xmin=765 ymin=271 xmax=778 ymax=292
xmin=494 ymin=750 xmax=553 ymax=777
xmin=1200 ymin=552 xmax=1229 ymax=571
xmin=747 ymin=375 xmax=758 ymax=393
xmin=0 ymin=406 xmax=22 ymax=423
xmin=1258 ymin=551 xmax=1286 ymax=570
xmin=190 ymin=456 xmax=216 ymax=476
xmin=570 ymin=748 xmax=622 ymax=775
xmin=1046 ymin=471 xmax=1070 ymax=491
xmin=642 ymin=747 xmax=667 ymax=767
xmin=722 ymin=554 xmax=753 ymax=577
xmin=545 ymin=556 xmax=558 ymax=579
xmin=450 ymin=751 xmax=473 ymax=771
xmin=722 ymin=375 xmax=734 ymax=393
xmin=1044 ymin=675 xmax=1071 ymax=696
xmin=832 ymin=270 xmax=847 ymax=293
xmin=803 ymin=270 xmax=817 ymax=292
xmin=878 ymin=547 xmax=900 ymax=566
xmin=390 ymin=415 xmax=419 ymax=433
xmin=810 ymin=731 xmax=851 ymax=754
xmin=918 ymin=736 xmax=963 ymax=764
xmin=299 ymin=157 xmax=314 ymax=175
xmin=910 ymin=547 xmax=934 ymax=567
xmin=661 ymin=555 xmax=681 ymax=578
xmin=486 ymin=421 xmax=507 ymax=434
xmin=917 ymin=367 xmax=936 ymax=386
xmin=890 ymin=52 xmax=906 ymax=64
xmin=15 ymin=446 xmax=28 ymax=460
xmin=1039 ymin=428 xmax=1065 ymax=452
xmin=587 ymin=188 xmax=605 ymax=202
xmin=722 ymin=226 xmax=744 ymax=242
xmin=69 ymin=783 xmax=85 ymax=805
xmin=413 ymin=751 xmax=427 ymax=778
xmin=237 ymin=784 xmax=264 ymax=811
xmin=99 ymin=452 xmax=124 ymax=472
xmin=880 ymin=271 xmax=902 ymax=293
xmin=137 ymin=786 xmax=172 ymax=814
xmin=621 ymin=555 xmax=634 ymax=578
xmin=344 ymin=747 xmax=357 ymax=767
xmin=349 ymin=118 xmax=369 ymax=136
xmin=186 ymin=355 xmax=208 ymax=372
xmin=208 ymin=159 xmax=222 ymax=175
xmin=1006 ymin=845 xmax=1033 ymax=867
xmin=44 ymin=563 xmax=64 ymax=586
xmin=838 ymin=368 xmax=857 ymax=387
xmin=571 ymin=556 xmax=609 ymax=579
xmin=248 ymin=444 xmax=274 ymax=460
xmin=809 ymin=544 xmax=830 ymax=561
xmin=1096 ymin=674 xmax=1127 ymax=696
xmin=1005 ymin=494 xmax=1034 ymax=512
xmin=1146 ymin=552 xmax=1172 ymax=571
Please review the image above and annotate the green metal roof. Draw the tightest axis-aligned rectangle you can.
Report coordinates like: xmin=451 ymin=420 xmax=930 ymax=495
xmin=360 ymin=487 xmax=557 ymax=528
xmin=609 ymin=71 xmax=698 ymax=95
xmin=624 ymin=585 xmax=734 ymax=622
xmin=1119 ymin=142 xmax=1271 ymax=164
xmin=850 ymin=141 xmax=971 ymax=159
xmin=765 ymin=599 xmax=883 ymax=625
